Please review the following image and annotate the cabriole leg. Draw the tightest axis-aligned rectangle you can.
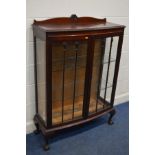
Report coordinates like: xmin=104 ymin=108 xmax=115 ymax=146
xmin=108 ymin=109 xmax=116 ymax=125
xmin=33 ymin=123 xmax=40 ymax=134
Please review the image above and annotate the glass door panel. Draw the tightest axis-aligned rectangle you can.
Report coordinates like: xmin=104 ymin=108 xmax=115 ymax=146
xmin=51 ymin=41 xmax=87 ymax=125
xmin=89 ymin=37 xmax=119 ymax=115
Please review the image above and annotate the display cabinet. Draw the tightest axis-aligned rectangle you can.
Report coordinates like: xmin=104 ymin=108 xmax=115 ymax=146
xmin=32 ymin=14 xmax=125 ymax=150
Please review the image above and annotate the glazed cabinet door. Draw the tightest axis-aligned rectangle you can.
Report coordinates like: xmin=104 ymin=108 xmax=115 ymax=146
xmin=51 ymin=40 xmax=88 ymax=125
xmin=89 ymin=36 xmax=120 ymax=115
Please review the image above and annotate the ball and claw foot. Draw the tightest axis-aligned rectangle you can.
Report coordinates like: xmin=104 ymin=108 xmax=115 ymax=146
xmin=43 ymin=144 xmax=50 ymax=151
xmin=108 ymin=109 xmax=116 ymax=125
xmin=43 ymin=137 xmax=50 ymax=151
xmin=108 ymin=119 xmax=114 ymax=125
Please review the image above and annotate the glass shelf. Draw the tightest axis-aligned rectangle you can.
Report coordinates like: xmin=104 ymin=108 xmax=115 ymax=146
xmin=52 ymin=79 xmax=112 ymax=92
xmin=52 ymin=54 xmax=87 ymax=62
xmin=51 ymin=79 xmax=112 ymax=104
xmin=52 ymin=55 xmax=87 ymax=72
xmin=51 ymin=55 xmax=116 ymax=72
xmin=103 ymin=54 xmax=116 ymax=64
xmin=100 ymin=81 xmax=113 ymax=90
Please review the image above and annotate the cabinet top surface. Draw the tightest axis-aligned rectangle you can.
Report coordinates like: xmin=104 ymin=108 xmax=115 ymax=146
xmin=33 ymin=15 xmax=125 ymax=33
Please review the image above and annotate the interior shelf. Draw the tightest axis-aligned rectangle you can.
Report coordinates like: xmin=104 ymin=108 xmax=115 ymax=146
xmin=52 ymin=55 xmax=115 ymax=72
xmin=52 ymin=96 xmax=111 ymax=125
xmin=51 ymin=81 xmax=112 ymax=104
xmin=52 ymin=79 xmax=112 ymax=91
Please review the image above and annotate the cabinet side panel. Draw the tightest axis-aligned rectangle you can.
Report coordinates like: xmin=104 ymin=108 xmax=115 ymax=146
xmin=100 ymin=37 xmax=119 ymax=102
xmin=36 ymin=38 xmax=46 ymax=123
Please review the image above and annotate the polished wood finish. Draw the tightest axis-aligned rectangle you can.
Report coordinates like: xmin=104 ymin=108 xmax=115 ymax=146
xmin=33 ymin=15 xmax=124 ymax=32
xmin=33 ymin=15 xmax=124 ymax=40
xmin=33 ymin=15 xmax=125 ymax=150
xmin=33 ymin=36 xmax=38 ymax=114
xmin=46 ymin=39 xmax=53 ymax=127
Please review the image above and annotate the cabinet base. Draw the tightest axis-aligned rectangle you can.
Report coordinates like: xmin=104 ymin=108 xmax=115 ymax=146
xmin=33 ymin=107 xmax=115 ymax=150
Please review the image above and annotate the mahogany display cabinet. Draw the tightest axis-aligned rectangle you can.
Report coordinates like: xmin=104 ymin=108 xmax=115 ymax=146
xmin=32 ymin=14 xmax=125 ymax=150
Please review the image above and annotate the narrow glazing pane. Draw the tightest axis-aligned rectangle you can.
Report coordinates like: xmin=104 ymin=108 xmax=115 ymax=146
xmin=99 ymin=37 xmax=119 ymax=103
xmin=73 ymin=42 xmax=87 ymax=120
